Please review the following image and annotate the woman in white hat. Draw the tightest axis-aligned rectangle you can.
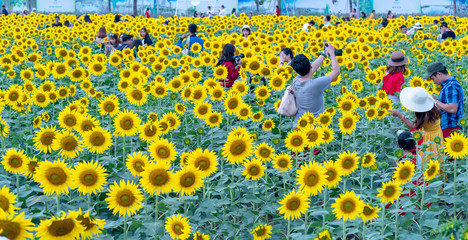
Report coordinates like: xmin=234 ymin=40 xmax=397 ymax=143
xmin=382 ymin=51 xmax=408 ymax=104
xmin=390 ymin=87 xmax=444 ymax=164
xmin=241 ymin=25 xmax=251 ymax=40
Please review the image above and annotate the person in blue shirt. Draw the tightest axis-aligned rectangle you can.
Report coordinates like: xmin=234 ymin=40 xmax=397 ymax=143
xmin=117 ymin=34 xmax=133 ymax=51
xmin=425 ymin=62 xmax=464 ymax=140
xmin=176 ymin=23 xmax=204 ymax=54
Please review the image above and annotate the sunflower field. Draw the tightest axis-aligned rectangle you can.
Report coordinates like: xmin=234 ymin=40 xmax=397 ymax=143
xmin=0 ymin=13 xmax=467 ymax=240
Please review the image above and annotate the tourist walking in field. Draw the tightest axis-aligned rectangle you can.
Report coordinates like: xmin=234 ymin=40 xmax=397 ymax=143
xmin=425 ymin=62 xmax=464 ymax=139
xmin=382 ymin=51 xmax=407 ymax=104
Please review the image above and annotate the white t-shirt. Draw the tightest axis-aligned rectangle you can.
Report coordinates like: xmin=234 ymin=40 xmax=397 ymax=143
xmin=219 ymin=8 xmax=226 ymax=16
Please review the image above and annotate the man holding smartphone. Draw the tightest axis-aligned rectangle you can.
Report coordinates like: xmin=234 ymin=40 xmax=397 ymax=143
xmin=290 ymin=43 xmax=340 ymax=128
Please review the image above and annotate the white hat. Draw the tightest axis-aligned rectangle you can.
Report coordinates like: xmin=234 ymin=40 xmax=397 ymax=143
xmin=413 ymin=22 xmax=423 ymax=30
xmin=241 ymin=25 xmax=251 ymax=32
xmin=399 ymin=87 xmax=435 ymax=112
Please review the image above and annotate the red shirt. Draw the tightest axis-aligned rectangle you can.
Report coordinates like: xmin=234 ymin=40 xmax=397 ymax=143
xmin=219 ymin=61 xmax=239 ymax=88
xmin=382 ymin=72 xmax=404 ymax=95
xmin=145 ymin=11 xmax=150 ymax=18
xmin=276 ymin=8 xmax=280 ymax=16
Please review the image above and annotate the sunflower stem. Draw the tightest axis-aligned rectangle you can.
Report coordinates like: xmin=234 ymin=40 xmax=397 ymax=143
xmin=360 ymin=163 xmax=364 ymax=195
xmin=154 ymin=194 xmax=159 ymax=237
xmin=304 ymin=210 xmax=309 ymax=235
xmin=286 ymin=219 xmax=291 ymax=240
xmin=342 ymin=219 xmax=346 ymax=240
xmin=322 ymin=187 xmax=327 ymax=227
xmin=453 ymin=158 xmax=457 ymax=214
xmin=395 ymin=198 xmax=400 ymax=240
xmin=419 ymin=179 xmax=426 ymax=236
xmin=122 ymin=136 xmax=126 ymax=170
xmin=381 ymin=202 xmax=386 ymax=236
xmin=56 ymin=194 xmax=60 ymax=216
xmin=16 ymin=174 xmax=19 ymax=199
xmin=124 ymin=214 xmax=128 ymax=240
xmin=88 ymin=194 xmax=91 ymax=212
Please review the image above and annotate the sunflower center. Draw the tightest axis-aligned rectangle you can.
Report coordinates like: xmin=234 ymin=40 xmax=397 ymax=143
xmin=304 ymin=172 xmax=318 ymax=186
xmin=104 ymin=102 xmax=115 ymax=111
xmin=40 ymin=132 xmax=55 ymax=145
xmin=343 ymin=158 xmax=353 ymax=169
xmin=0 ymin=220 xmax=21 ymax=239
xmin=255 ymin=227 xmax=265 ymax=236
xmin=46 ymin=167 xmax=67 ymax=185
xmin=133 ymin=161 xmax=145 ymax=172
xmin=278 ymin=159 xmax=288 ymax=168
xmin=343 ymin=119 xmax=353 ymax=128
xmin=8 ymin=155 xmax=22 ymax=168
xmin=343 ymin=201 xmax=354 ymax=212
xmin=451 ymin=141 xmax=463 ymax=152
xmin=76 ymin=215 xmax=94 ymax=231
xmin=260 ymin=149 xmax=270 ymax=157
xmin=157 ymin=146 xmax=170 ymax=159
xmin=180 ymin=172 xmax=195 ymax=187
xmin=60 ymin=136 xmax=78 ymax=151
xmin=228 ymin=99 xmax=238 ymax=109
xmin=230 ymin=140 xmax=246 ymax=156
xmin=0 ymin=195 xmax=9 ymax=212
xmin=149 ymin=169 xmax=169 ymax=186
xmin=292 ymin=136 xmax=302 ymax=146
xmin=195 ymin=157 xmax=210 ymax=170
xmin=120 ymin=116 xmax=134 ymax=130
xmin=249 ymin=166 xmax=259 ymax=175
xmin=384 ymin=186 xmax=395 ymax=196
xmin=363 ymin=206 xmax=372 ymax=215
xmin=48 ymin=219 xmax=75 ymax=236
xmin=89 ymin=131 xmax=105 ymax=146
xmin=64 ymin=115 xmax=77 ymax=127
xmin=427 ymin=166 xmax=435 ymax=175
xmin=173 ymin=223 xmax=184 ymax=235
xmin=286 ymin=197 xmax=300 ymax=210
xmin=81 ymin=121 xmax=95 ymax=132
xmin=326 ymin=170 xmax=336 ymax=181
xmin=80 ymin=170 xmax=98 ymax=186
xmin=144 ymin=125 xmax=157 ymax=137
xmin=400 ymin=168 xmax=410 ymax=179
xmin=117 ymin=189 xmax=135 ymax=207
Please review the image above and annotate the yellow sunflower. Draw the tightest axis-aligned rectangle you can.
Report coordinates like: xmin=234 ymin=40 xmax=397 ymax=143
xmin=139 ymin=122 xmax=161 ymax=142
xmin=113 ymin=110 xmax=141 ymax=137
xmin=251 ymin=224 xmax=272 ymax=240
xmin=193 ymin=231 xmax=210 ymax=240
xmin=444 ymin=132 xmax=468 ymax=159
xmin=98 ymin=96 xmax=120 ymax=117
xmin=33 ymin=125 xmax=58 ymax=153
xmin=285 ymin=130 xmax=307 ymax=152
xmin=140 ymin=161 xmax=174 ymax=195
xmin=0 ymin=212 xmax=34 ymax=240
xmin=36 ymin=211 xmax=85 ymax=240
xmin=52 ymin=130 xmax=83 ymax=159
xmin=424 ymin=160 xmax=440 ymax=181
xmin=34 ymin=159 xmax=73 ymax=196
xmin=255 ymin=142 xmax=275 ymax=162
xmin=277 ymin=189 xmax=310 ymax=220
xmin=361 ymin=203 xmax=381 ymax=222
xmin=58 ymin=108 xmax=80 ymax=130
xmin=339 ymin=112 xmax=358 ymax=135
xmin=105 ymin=180 xmax=144 ymax=217
xmin=377 ymin=181 xmax=402 ymax=204
xmin=126 ymin=151 xmax=150 ymax=177
xmin=165 ymin=214 xmax=191 ymax=240
xmin=1 ymin=148 xmax=29 ymax=174
xmin=336 ymin=150 xmax=359 ymax=175
xmin=262 ymin=119 xmax=275 ymax=131
xmin=71 ymin=160 xmax=108 ymax=195
xmin=73 ymin=209 xmax=106 ymax=240
xmin=361 ymin=152 xmax=376 ymax=168
xmin=205 ymin=111 xmax=223 ymax=128
xmin=272 ymin=153 xmax=293 ymax=172
xmin=224 ymin=94 xmax=243 ymax=115
xmin=187 ymin=148 xmax=218 ymax=177
xmin=242 ymin=158 xmax=265 ymax=180
xmin=323 ymin=160 xmax=343 ymax=188
xmin=302 ymin=126 xmax=324 ymax=148
xmin=331 ymin=190 xmax=364 ymax=221
xmin=174 ymin=167 xmax=204 ymax=196
xmin=221 ymin=134 xmax=253 ymax=165
xmin=82 ymin=127 xmax=112 ymax=154
xmin=0 ymin=185 xmax=19 ymax=215
xmin=148 ymin=138 xmax=178 ymax=163
xmin=393 ymin=160 xmax=415 ymax=184
xmin=296 ymin=161 xmax=327 ymax=196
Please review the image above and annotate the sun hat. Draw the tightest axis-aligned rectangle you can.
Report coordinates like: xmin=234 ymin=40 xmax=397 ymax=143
xmin=424 ymin=62 xmax=446 ymax=79
xmin=388 ymin=51 xmax=408 ymax=66
xmin=399 ymin=87 xmax=435 ymax=112
xmin=241 ymin=25 xmax=251 ymax=33
xmin=413 ymin=22 xmax=423 ymax=30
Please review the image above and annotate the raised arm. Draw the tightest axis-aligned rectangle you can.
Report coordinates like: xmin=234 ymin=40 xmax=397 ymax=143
xmin=326 ymin=44 xmax=340 ymax=82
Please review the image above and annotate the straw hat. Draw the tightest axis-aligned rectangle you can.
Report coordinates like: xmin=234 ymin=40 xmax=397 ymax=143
xmin=388 ymin=51 xmax=408 ymax=66
xmin=399 ymin=87 xmax=435 ymax=112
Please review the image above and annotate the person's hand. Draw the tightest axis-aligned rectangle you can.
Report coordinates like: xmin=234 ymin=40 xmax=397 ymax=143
xmin=236 ymin=58 xmax=242 ymax=68
xmin=181 ymin=33 xmax=188 ymax=39
xmin=432 ymin=94 xmax=438 ymax=101
xmin=389 ymin=109 xmax=401 ymax=118
xmin=326 ymin=43 xmax=336 ymax=56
